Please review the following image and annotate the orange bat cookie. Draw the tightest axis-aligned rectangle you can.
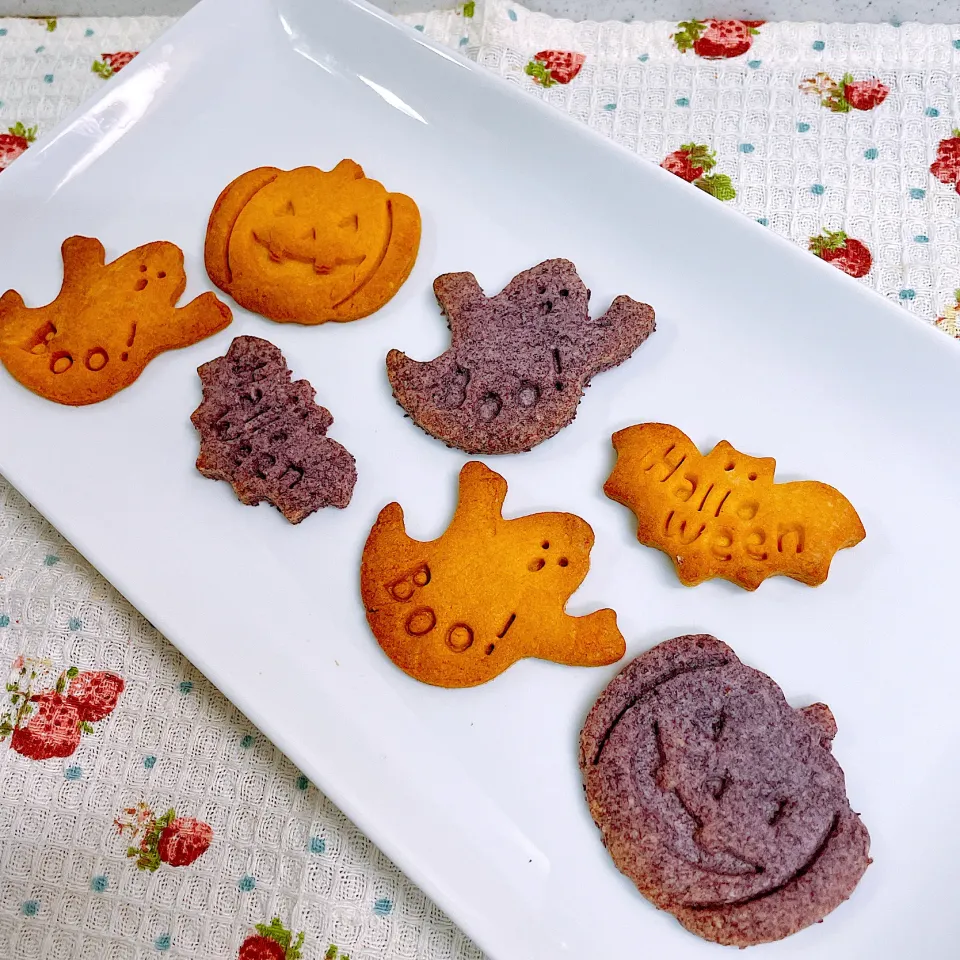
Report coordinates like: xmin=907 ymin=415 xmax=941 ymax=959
xmin=0 ymin=236 xmax=232 ymax=406
xmin=604 ymin=423 xmax=865 ymax=590
xmin=204 ymin=160 xmax=421 ymax=324
xmin=361 ymin=461 xmax=625 ymax=687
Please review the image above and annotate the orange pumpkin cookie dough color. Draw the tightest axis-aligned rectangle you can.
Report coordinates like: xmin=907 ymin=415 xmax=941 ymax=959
xmin=0 ymin=236 xmax=231 ymax=405
xmin=361 ymin=461 xmax=625 ymax=687
xmin=604 ymin=423 xmax=865 ymax=590
xmin=204 ymin=160 xmax=421 ymax=324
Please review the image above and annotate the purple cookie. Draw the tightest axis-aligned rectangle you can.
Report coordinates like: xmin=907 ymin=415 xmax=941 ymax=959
xmin=580 ymin=635 xmax=870 ymax=947
xmin=191 ymin=336 xmax=357 ymax=524
xmin=386 ymin=259 xmax=655 ymax=454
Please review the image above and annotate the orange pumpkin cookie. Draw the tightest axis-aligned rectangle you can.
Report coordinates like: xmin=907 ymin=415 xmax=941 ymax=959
xmin=361 ymin=461 xmax=625 ymax=687
xmin=204 ymin=160 xmax=421 ymax=324
xmin=0 ymin=236 xmax=232 ymax=406
xmin=604 ymin=423 xmax=865 ymax=590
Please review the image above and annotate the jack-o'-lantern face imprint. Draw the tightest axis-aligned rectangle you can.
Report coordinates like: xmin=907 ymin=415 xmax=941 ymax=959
xmin=580 ymin=635 xmax=871 ymax=947
xmin=0 ymin=236 xmax=232 ymax=405
xmin=204 ymin=160 xmax=421 ymax=325
xmin=360 ymin=461 xmax=625 ymax=687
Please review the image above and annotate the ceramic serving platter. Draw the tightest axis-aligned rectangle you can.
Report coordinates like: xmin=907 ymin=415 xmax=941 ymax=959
xmin=1 ymin=0 xmax=958 ymax=956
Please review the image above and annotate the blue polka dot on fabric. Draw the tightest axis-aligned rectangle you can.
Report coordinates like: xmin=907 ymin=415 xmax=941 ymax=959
xmin=954 ymin=39 xmax=960 ymax=49
xmin=373 ymin=897 xmax=394 ymax=916
xmin=675 ymin=97 xmax=689 ymax=107
xmin=890 ymin=16 xmax=902 ymax=27
xmin=925 ymin=107 xmax=940 ymax=117
xmin=900 ymin=289 xmax=916 ymax=300
xmin=756 ymin=217 xmax=769 ymax=226
xmin=35 ymin=46 xmax=45 ymax=54
xmin=43 ymin=555 xmax=60 ymax=566
xmin=603 ymin=103 xmax=616 ymax=111
xmin=638 ymin=53 xmax=649 ymax=62
xmin=0 ymin=614 xmax=9 ymax=628
xmin=413 ymin=24 xmax=424 ymax=31
xmin=796 ymin=122 xmax=810 ymax=132
xmin=747 ymin=60 xmax=761 ymax=69
xmin=459 ymin=36 xmax=468 ymax=46
xmin=90 ymin=875 xmax=108 ymax=893
xmin=179 ymin=680 xmax=193 ymax=694
xmin=296 ymin=775 xmax=309 ymax=791
xmin=812 ymin=40 xmax=825 ymax=51
xmin=863 ymin=147 xmax=878 ymax=160
xmin=810 ymin=183 xmax=826 ymax=195
xmin=238 ymin=875 xmax=256 ymax=892
xmin=144 ymin=755 xmax=156 ymax=769
xmin=65 ymin=766 xmax=82 ymax=781
xmin=68 ymin=617 xmax=82 ymax=631
xmin=0 ymin=29 xmax=8 ymax=36
xmin=154 ymin=934 xmax=171 ymax=951
xmin=22 ymin=900 xmax=39 ymax=917
xmin=507 ymin=8 xmax=517 ymax=20
xmin=910 ymin=187 xmax=926 ymax=199
xmin=43 ymin=75 xmax=53 ymax=84
xmin=739 ymin=143 xmax=755 ymax=153
xmin=310 ymin=836 xmax=326 ymax=854
xmin=241 ymin=735 xmax=254 ymax=749
xmin=915 ymin=235 xmax=929 ymax=243
xmin=84 ymin=29 xmax=94 ymax=37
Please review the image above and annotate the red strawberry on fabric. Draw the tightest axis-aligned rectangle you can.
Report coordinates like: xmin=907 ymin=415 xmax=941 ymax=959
xmin=672 ymin=20 xmax=762 ymax=59
xmin=157 ymin=817 xmax=213 ymax=867
xmin=238 ymin=918 xmax=305 ymax=960
xmin=524 ymin=50 xmax=585 ymax=87
xmin=931 ymin=129 xmax=960 ymax=190
xmin=935 ymin=290 xmax=960 ymax=337
xmin=809 ymin=230 xmax=872 ymax=278
xmin=800 ymin=72 xmax=888 ymax=112
xmin=66 ymin=671 xmax=124 ymax=722
xmin=661 ymin=143 xmax=715 ymax=182
xmin=92 ymin=52 xmax=138 ymax=79
xmin=0 ymin=122 xmax=37 ymax=172
xmin=10 ymin=693 xmax=81 ymax=760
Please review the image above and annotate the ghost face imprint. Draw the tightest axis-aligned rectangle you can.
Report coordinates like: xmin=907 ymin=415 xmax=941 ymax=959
xmin=204 ymin=160 xmax=421 ymax=325
xmin=360 ymin=461 xmax=624 ymax=687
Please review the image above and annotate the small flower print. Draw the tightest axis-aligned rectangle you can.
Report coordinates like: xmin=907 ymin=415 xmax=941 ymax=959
xmin=0 ymin=122 xmax=37 ymax=173
xmin=115 ymin=802 xmax=213 ymax=871
xmin=935 ymin=290 xmax=960 ymax=337
xmin=800 ymin=73 xmax=889 ymax=112
xmin=1 ymin=658 xmax=124 ymax=760
xmin=931 ymin=129 xmax=960 ymax=193
xmin=524 ymin=50 xmax=585 ymax=87
xmin=92 ymin=52 xmax=138 ymax=79
xmin=671 ymin=20 xmax=763 ymax=59
xmin=324 ymin=948 xmax=350 ymax=960
xmin=660 ymin=143 xmax=736 ymax=201
xmin=238 ymin=918 xmax=305 ymax=960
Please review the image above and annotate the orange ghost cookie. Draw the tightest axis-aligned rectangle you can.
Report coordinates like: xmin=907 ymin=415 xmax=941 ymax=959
xmin=361 ymin=461 xmax=625 ymax=687
xmin=0 ymin=236 xmax=231 ymax=406
xmin=204 ymin=160 xmax=421 ymax=324
xmin=604 ymin=423 xmax=865 ymax=590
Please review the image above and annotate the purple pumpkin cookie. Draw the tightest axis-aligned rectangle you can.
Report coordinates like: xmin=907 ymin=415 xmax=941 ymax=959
xmin=191 ymin=335 xmax=356 ymax=523
xmin=580 ymin=635 xmax=870 ymax=947
xmin=386 ymin=259 xmax=655 ymax=454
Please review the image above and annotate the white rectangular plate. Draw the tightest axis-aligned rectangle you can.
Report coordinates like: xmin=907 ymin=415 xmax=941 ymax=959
xmin=1 ymin=1 xmax=958 ymax=956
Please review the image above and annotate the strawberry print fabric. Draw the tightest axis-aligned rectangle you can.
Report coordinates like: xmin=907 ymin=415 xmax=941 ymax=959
xmin=3 ymin=5 xmax=960 ymax=959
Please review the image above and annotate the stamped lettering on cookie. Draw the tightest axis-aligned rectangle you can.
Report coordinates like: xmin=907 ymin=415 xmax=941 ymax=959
xmin=386 ymin=259 xmax=655 ymax=454
xmin=0 ymin=236 xmax=231 ymax=405
xmin=204 ymin=160 xmax=421 ymax=324
xmin=191 ymin=336 xmax=357 ymax=524
xmin=580 ymin=634 xmax=871 ymax=947
xmin=604 ymin=423 xmax=864 ymax=589
xmin=360 ymin=461 xmax=624 ymax=687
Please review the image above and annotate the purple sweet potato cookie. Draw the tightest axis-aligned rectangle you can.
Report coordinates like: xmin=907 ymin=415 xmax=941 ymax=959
xmin=580 ymin=635 xmax=871 ymax=947
xmin=386 ymin=259 xmax=655 ymax=454
xmin=191 ymin=335 xmax=357 ymax=524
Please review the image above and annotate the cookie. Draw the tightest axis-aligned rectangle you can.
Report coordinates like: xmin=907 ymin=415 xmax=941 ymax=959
xmin=386 ymin=259 xmax=655 ymax=454
xmin=604 ymin=423 xmax=865 ymax=590
xmin=360 ymin=460 xmax=624 ymax=686
xmin=580 ymin=634 xmax=871 ymax=947
xmin=204 ymin=160 xmax=421 ymax=324
xmin=190 ymin=336 xmax=357 ymax=523
xmin=0 ymin=236 xmax=231 ymax=405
